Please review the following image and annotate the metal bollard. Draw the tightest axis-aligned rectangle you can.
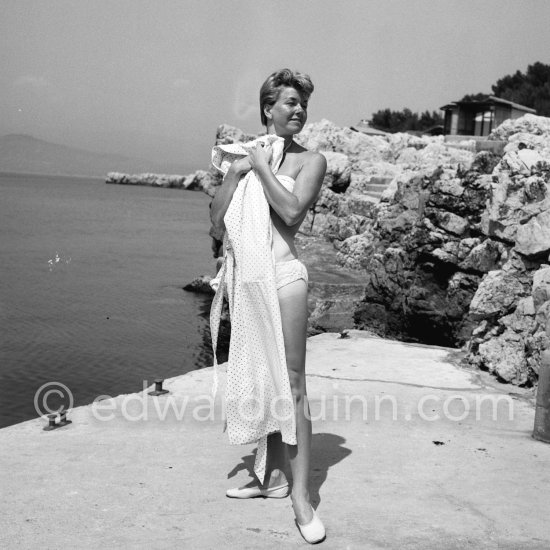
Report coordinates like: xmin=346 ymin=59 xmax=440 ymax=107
xmin=533 ymin=349 xmax=550 ymax=443
xmin=148 ymin=378 xmax=169 ymax=396
xmin=43 ymin=413 xmax=58 ymax=431
xmin=58 ymin=408 xmax=72 ymax=427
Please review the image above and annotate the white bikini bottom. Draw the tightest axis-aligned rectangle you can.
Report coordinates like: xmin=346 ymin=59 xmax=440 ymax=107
xmin=210 ymin=258 xmax=308 ymax=293
xmin=274 ymin=258 xmax=308 ymax=290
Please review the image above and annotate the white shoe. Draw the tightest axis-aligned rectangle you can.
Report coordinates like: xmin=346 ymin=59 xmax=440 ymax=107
xmin=296 ymin=507 xmax=326 ymax=544
xmin=226 ymin=482 xmax=290 ymax=499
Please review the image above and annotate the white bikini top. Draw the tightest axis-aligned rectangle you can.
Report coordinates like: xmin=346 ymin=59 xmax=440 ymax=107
xmin=276 ymin=174 xmax=295 ymax=192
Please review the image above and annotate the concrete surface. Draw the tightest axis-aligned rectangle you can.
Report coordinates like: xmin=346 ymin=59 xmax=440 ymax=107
xmin=1 ymin=330 xmax=549 ymax=549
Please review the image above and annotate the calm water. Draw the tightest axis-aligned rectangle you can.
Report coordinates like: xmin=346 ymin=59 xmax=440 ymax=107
xmin=0 ymin=173 xmax=214 ymax=428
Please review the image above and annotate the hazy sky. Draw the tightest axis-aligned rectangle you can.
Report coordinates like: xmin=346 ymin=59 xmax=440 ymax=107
xmin=2 ymin=0 xmax=550 ymax=170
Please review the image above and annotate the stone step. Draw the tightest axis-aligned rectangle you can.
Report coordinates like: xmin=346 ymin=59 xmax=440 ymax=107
xmin=359 ymin=194 xmax=382 ymax=203
xmin=364 ymin=182 xmax=389 ymax=192
xmin=368 ymin=176 xmax=394 ymax=186
xmin=363 ymin=190 xmax=384 ymax=198
xmin=347 ymin=189 xmax=384 ymax=201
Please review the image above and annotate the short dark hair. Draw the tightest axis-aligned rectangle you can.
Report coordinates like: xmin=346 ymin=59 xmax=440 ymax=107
xmin=259 ymin=68 xmax=314 ymax=126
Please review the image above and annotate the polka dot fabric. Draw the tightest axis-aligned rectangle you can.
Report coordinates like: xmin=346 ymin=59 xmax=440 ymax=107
xmin=209 ymin=135 xmax=297 ymax=483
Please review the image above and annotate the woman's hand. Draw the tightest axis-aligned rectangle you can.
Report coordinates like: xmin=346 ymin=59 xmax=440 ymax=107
xmin=247 ymin=143 xmax=273 ymax=172
xmin=228 ymin=157 xmax=252 ymax=177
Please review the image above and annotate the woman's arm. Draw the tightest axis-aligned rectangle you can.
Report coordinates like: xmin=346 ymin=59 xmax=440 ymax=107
xmin=250 ymin=145 xmax=327 ymax=226
xmin=209 ymin=158 xmax=251 ymax=231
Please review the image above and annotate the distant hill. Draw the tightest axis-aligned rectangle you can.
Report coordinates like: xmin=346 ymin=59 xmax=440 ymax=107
xmin=0 ymin=134 xmax=192 ymax=178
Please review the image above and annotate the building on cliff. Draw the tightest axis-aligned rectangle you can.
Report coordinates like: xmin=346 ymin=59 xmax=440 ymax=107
xmin=441 ymin=96 xmax=536 ymax=137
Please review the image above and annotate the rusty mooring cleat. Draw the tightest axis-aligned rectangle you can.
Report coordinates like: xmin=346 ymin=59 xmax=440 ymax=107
xmin=148 ymin=378 xmax=169 ymax=396
xmin=533 ymin=349 xmax=550 ymax=443
xmin=43 ymin=413 xmax=58 ymax=431
xmin=58 ymin=408 xmax=72 ymax=427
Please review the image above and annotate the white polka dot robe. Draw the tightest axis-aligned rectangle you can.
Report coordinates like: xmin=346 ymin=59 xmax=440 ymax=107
xmin=209 ymin=135 xmax=297 ymax=483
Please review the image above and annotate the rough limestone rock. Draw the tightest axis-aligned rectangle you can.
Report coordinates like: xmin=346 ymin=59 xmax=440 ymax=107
xmin=183 ymin=169 xmax=222 ymax=197
xmin=477 ymin=330 xmax=527 ymax=384
xmin=515 ymin=210 xmax=550 ymax=256
xmin=469 ymin=270 xmax=527 ymax=319
xmin=481 ymin=168 xmax=550 ymax=244
xmin=321 ymin=151 xmax=352 ymax=192
xmin=489 ymin=113 xmax=550 ymax=141
xmin=465 ymin=231 xmax=550 ymax=385
xmin=468 ymin=284 xmax=547 ymax=385
xmin=532 ymin=266 xmax=550 ymax=310
xmin=106 ymin=172 xmax=186 ymax=188
xmin=183 ymin=275 xmax=215 ymax=295
xmin=350 ymin=159 xmax=499 ymax=345
xmin=459 ymin=239 xmax=505 ymax=273
xmin=189 ymin=114 xmax=550 ymax=385
xmin=395 ymin=139 xmax=474 ymax=168
xmin=295 ymin=119 xmax=392 ymax=164
xmin=336 ymin=230 xmax=377 ymax=270
xmin=345 ymin=113 xmax=550 ymax=385
xmin=430 ymin=209 xmax=469 ymax=236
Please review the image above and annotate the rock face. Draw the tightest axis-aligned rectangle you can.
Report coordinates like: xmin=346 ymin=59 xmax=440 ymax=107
xmin=191 ymin=114 xmax=550 ymax=386
xmin=183 ymin=275 xmax=215 ymax=295
xmin=337 ymin=114 xmax=550 ymax=386
xmin=106 ymin=172 xmax=188 ymax=188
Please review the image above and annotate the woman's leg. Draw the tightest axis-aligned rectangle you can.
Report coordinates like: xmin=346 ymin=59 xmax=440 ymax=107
xmin=276 ymin=278 xmax=313 ymax=524
xmin=265 ymin=432 xmax=288 ymax=486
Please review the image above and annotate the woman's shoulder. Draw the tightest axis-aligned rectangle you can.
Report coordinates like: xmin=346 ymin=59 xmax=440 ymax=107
xmin=301 ymin=150 xmax=327 ymax=177
xmin=293 ymin=143 xmax=326 ymax=169
xmin=289 ymin=146 xmax=326 ymax=183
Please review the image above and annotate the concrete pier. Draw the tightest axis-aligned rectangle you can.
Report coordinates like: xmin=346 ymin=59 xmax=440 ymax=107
xmin=1 ymin=331 xmax=548 ymax=549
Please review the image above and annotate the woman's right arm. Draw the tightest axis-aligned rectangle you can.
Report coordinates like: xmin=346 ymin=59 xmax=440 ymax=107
xmin=209 ymin=159 xmax=251 ymax=231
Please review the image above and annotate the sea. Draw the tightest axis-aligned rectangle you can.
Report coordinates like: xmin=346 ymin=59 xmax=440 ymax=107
xmin=0 ymin=172 xmax=215 ymax=429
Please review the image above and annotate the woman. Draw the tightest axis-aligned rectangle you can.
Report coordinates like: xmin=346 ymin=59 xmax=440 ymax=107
xmin=210 ymin=68 xmax=327 ymax=543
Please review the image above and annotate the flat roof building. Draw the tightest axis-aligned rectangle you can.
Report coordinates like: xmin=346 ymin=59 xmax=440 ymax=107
xmin=441 ymin=96 xmax=536 ymax=137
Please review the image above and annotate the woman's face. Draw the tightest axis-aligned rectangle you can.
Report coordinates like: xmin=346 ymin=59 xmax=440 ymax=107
xmin=266 ymin=86 xmax=308 ymax=136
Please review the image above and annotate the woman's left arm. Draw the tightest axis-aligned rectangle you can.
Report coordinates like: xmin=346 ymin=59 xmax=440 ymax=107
xmin=250 ymin=145 xmax=327 ymax=226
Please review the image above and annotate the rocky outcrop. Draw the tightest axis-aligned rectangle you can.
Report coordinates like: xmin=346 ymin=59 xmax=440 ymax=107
xmin=341 ymin=115 xmax=550 ymax=385
xmin=489 ymin=113 xmax=550 ymax=142
xmin=183 ymin=275 xmax=215 ymax=295
xmin=188 ymin=114 xmax=550 ymax=386
xmin=291 ymin=115 xmax=550 ymax=386
xmin=189 ymin=121 xmax=483 ymax=342
xmin=106 ymin=171 xmax=188 ymax=188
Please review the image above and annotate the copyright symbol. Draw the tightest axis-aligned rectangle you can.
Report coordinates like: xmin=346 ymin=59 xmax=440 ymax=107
xmin=34 ymin=382 xmax=74 ymax=417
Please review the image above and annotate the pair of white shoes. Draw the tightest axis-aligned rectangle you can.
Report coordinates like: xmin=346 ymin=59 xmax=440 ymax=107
xmin=226 ymin=482 xmax=326 ymax=544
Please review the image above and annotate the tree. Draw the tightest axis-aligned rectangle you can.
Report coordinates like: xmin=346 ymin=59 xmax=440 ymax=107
xmin=459 ymin=93 xmax=490 ymax=102
xmin=369 ymin=108 xmax=443 ymax=133
xmin=461 ymin=62 xmax=550 ymax=116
